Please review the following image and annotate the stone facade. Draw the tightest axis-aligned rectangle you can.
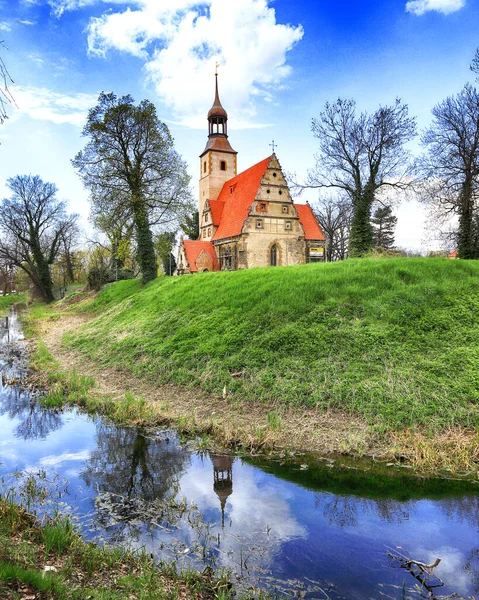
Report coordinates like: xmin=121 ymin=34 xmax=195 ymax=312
xmin=176 ymin=76 xmax=325 ymax=275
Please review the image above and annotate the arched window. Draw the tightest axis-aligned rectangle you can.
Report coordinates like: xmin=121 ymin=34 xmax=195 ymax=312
xmin=270 ymin=244 xmax=277 ymax=266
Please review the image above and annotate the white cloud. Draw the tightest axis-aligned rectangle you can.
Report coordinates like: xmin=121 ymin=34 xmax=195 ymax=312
xmin=48 ymin=0 xmax=98 ymax=18
xmin=39 ymin=450 xmax=91 ymax=466
xmin=12 ymin=86 xmax=98 ymax=126
xmin=18 ymin=20 xmax=37 ymax=25
xmin=27 ymin=53 xmax=45 ymax=65
xmin=406 ymin=0 xmax=465 ymax=15
xmin=86 ymin=0 xmax=303 ymax=127
xmin=0 ymin=21 xmax=12 ymax=31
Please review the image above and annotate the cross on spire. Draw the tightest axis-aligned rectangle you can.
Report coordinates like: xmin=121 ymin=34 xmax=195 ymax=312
xmin=215 ymin=62 xmax=220 ymax=76
xmin=270 ymin=139 xmax=277 ymax=153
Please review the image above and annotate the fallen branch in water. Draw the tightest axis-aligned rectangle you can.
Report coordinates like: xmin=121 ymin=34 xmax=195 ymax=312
xmin=404 ymin=556 xmax=441 ymax=574
xmin=387 ymin=549 xmax=472 ymax=599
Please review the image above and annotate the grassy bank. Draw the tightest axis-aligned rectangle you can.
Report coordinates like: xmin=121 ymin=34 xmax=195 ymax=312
xmin=62 ymin=258 xmax=479 ymax=431
xmin=0 ymin=495 xmax=236 ymax=599
xmin=24 ymin=257 xmax=479 ymax=472
xmin=0 ymin=293 xmax=26 ymax=316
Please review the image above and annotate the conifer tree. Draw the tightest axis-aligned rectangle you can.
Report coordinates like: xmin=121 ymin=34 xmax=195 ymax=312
xmin=372 ymin=206 xmax=397 ymax=249
xmin=180 ymin=211 xmax=199 ymax=240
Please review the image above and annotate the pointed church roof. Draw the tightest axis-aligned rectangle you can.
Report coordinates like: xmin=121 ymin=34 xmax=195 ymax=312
xmin=212 ymin=156 xmax=271 ymax=241
xmin=208 ymin=199 xmax=225 ymax=225
xmin=294 ymin=203 xmax=326 ymax=240
xmin=208 ymin=73 xmax=227 ymax=119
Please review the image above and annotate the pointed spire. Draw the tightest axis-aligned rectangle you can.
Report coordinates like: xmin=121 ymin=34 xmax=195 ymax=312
xmin=201 ymin=71 xmax=237 ymax=156
xmin=208 ymin=72 xmax=227 ymax=119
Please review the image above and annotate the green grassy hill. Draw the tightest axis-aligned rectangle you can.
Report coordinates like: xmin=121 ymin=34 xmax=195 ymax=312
xmin=63 ymin=258 xmax=479 ymax=433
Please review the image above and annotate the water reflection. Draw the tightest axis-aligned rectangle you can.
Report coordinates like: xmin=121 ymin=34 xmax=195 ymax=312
xmin=2 ymin=308 xmax=479 ymax=598
xmin=319 ymin=494 xmax=412 ymax=528
xmin=211 ymin=453 xmax=234 ymax=527
xmin=0 ymin=386 xmax=63 ymax=440
xmin=82 ymin=425 xmax=187 ymax=502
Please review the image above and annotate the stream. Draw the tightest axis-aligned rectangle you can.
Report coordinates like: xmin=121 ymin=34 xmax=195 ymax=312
xmin=1 ymin=307 xmax=479 ymax=599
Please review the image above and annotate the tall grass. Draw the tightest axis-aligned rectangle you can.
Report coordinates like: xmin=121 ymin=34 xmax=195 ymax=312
xmin=0 ymin=293 xmax=26 ymax=316
xmin=57 ymin=258 xmax=479 ymax=432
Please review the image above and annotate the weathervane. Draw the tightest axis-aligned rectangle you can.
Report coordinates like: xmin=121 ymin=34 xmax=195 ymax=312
xmin=270 ymin=139 xmax=277 ymax=153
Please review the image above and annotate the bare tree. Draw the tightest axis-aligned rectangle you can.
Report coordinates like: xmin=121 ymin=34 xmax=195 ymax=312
xmin=0 ymin=41 xmax=16 ymax=125
xmin=471 ymin=48 xmax=479 ymax=79
xmin=0 ymin=175 xmax=78 ymax=302
xmin=313 ymin=196 xmax=352 ymax=261
xmin=59 ymin=220 xmax=81 ymax=284
xmin=307 ymin=98 xmax=416 ymax=257
xmin=0 ymin=257 xmax=15 ymax=295
xmin=420 ymin=84 xmax=479 ymax=259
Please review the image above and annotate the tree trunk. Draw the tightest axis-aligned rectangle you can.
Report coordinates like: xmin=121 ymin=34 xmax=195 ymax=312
xmin=65 ymin=251 xmax=75 ymax=283
xmin=132 ymin=196 xmax=157 ymax=284
xmin=458 ymin=179 xmax=475 ymax=260
xmin=349 ymin=190 xmax=374 ymax=257
xmin=31 ymin=238 xmax=55 ymax=303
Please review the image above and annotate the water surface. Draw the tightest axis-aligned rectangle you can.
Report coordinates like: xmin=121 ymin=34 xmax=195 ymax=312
xmin=1 ymin=309 xmax=478 ymax=599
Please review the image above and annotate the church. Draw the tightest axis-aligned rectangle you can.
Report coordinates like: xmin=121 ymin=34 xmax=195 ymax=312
xmin=176 ymin=75 xmax=325 ymax=274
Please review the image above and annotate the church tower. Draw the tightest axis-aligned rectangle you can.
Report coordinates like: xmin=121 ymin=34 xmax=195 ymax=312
xmin=199 ymin=72 xmax=237 ymax=218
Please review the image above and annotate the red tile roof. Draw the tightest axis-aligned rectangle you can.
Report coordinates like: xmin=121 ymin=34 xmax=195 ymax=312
xmin=208 ymin=200 xmax=225 ymax=226
xmin=183 ymin=241 xmax=218 ymax=272
xmin=448 ymin=249 xmax=459 ymax=259
xmin=294 ymin=204 xmax=325 ymax=240
xmin=212 ymin=156 xmax=271 ymax=241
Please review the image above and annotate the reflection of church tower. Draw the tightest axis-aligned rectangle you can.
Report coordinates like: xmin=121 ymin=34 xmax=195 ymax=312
xmin=211 ymin=453 xmax=234 ymax=528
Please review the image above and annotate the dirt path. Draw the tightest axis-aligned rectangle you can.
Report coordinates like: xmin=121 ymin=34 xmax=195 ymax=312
xmin=35 ymin=312 xmax=380 ymax=458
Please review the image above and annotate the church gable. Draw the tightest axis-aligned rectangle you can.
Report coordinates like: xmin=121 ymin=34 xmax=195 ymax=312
xmin=179 ymin=240 xmax=218 ymax=273
xmin=196 ymin=249 xmax=214 ymax=272
xmin=242 ymin=154 xmax=302 ymax=238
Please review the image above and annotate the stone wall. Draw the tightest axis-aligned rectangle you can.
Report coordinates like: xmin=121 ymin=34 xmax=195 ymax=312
xmin=199 ymin=150 xmax=237 ymax=215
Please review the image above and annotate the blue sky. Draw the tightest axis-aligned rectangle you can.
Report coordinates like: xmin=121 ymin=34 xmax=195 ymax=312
xmin=1 ymin=0 xmax=478 ymax=251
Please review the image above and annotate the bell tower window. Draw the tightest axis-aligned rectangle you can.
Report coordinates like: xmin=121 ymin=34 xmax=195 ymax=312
xmin=220 ymin=160 xmax=226 ymax=171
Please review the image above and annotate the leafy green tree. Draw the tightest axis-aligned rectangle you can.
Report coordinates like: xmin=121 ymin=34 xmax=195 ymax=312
xmin=73 ymin=92 xmax=192 ymax=284
xmin=155 ymin=232 xmax=177 ymax=276
xmin=0 ymin=175 xmax=78 ymax=303
xmin=180 ymin=211 xmax=199 ymax=240
xmin=421 ymin=84 xmax=479 ymax=259
xmin=308 ymin=99 xmax=416 ymax=257
xmin=371 ymin=206 xmax=397 ymax=249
